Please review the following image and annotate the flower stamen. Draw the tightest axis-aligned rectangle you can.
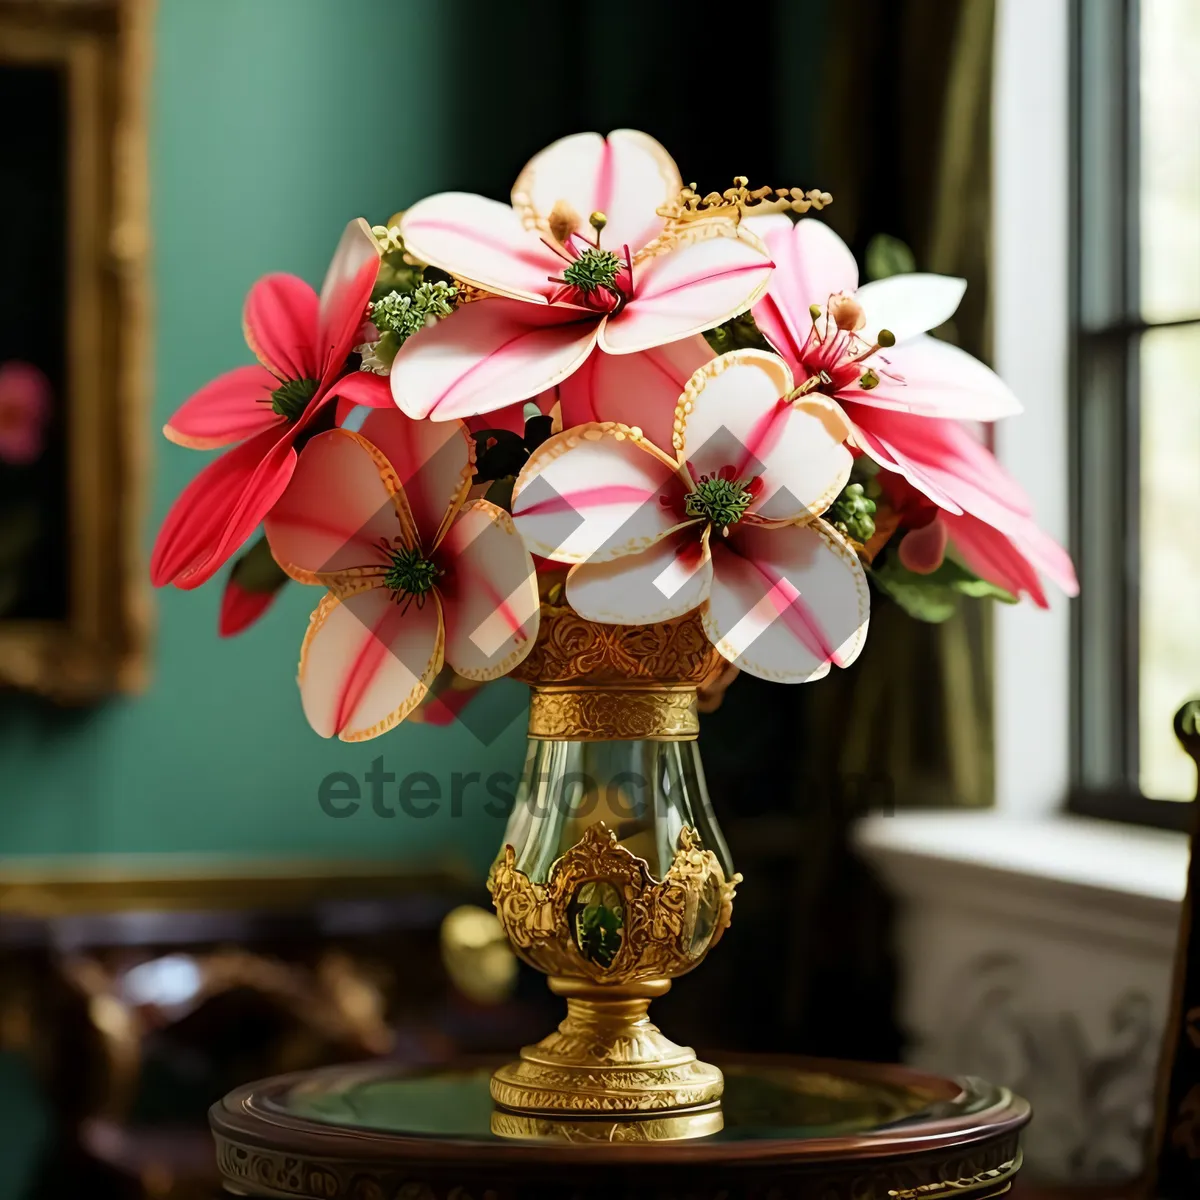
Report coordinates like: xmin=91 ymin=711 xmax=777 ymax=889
xmin=270 ymin=378 xmax=319 ymax=421
xmin=381 ymin=541 xmax=441 ymax=608
xmin=685 ymin=475 xmax=755 ymax=535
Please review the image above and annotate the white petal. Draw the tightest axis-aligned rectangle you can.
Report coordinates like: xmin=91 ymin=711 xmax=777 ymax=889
xmin=600 ymin=222 xmax=773 ymax=353
xmin=675 ymin=350 xmax=851 ymax=521
xmin=298 ymin=584 xmax=443 ymax=741
xmin=400 ymin=193 xmax=563 ymax=303
xmin=389 ymin=298 xmax=599 ymax=420
xmin=854 ymin=273 xmax=967 ymax=343
xmin=566 ymin=527 xmax=712 ymax=624
xmin=438 ymin=501 xmax=540 ymax=679
xmin=704 ymin=520 xmax=869 ymax=683
xmin=511 ymin=423 xmax=686 ymax=563
xmin=511 ymin=129 xmax=682 ymax=255
xmin=844 ymin=335 xmax=1023 ymax=421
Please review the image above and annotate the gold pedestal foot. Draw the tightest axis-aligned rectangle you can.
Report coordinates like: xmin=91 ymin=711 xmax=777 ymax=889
xmin=490 ymin=977 xmax=724 ymax=1117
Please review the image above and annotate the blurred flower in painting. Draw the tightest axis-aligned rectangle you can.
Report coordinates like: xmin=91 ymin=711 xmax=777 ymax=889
xmin=0 ymin=361 xmax=52 ymax=466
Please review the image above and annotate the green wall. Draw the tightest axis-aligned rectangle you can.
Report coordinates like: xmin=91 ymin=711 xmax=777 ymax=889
xmin=0 ymin=0 xmax=526 ymax=872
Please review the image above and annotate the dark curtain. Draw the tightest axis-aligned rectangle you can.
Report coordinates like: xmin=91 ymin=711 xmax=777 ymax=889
xmin=445 ymin=0 xmax=996 ymax=1060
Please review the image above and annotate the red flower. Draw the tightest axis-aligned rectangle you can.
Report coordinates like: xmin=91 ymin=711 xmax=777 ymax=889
xmin=0 ymin=361 xmax=51 ymax=466
xmin=151 ymin=220 xmax=388 ymax=589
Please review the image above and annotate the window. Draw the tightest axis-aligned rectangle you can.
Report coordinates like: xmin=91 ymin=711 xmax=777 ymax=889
xmin=1072 ymin=0 xmax=1200 ymax=827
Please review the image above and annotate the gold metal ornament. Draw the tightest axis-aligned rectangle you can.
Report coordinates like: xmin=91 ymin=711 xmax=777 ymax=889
xmin=489 ymin=825 xmax=739 ymax=1116
xmin=512 ymin=603 xmax=722 ymax=742
xmin=490 ymin=602 xmax=741 ymax=1123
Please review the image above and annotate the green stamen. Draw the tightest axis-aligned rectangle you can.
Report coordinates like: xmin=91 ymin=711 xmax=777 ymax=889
xmin=685 ymin=476 xmax=754 ymax=531
xmin=562 ymin=247 xmax=622 ymax=296
xmin=270 ymin=378 xmax=319 ymax=421
xmin=383 ymin=545 xmax=441 ymax=601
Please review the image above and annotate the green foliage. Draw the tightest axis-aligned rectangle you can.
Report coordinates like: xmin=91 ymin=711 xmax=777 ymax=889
xmin=576 ymin=900 xmax=624 ymax=968
xmin=371 ymin=243 xmax=424 ymax=302
xmin=827 ymin=481 xmax=877 ymax=543
xmin=703 ymin=310 xmax=774 ymax=355
xmin=870 ymin=554 xmax=1017 ymax=623
xmin=371 ymin=281 xmax=458 ymax=342
xmin=864 ymin=232 xmax=916 ymax=282
xmin=229 ymin=535 xmax=289 ymax=596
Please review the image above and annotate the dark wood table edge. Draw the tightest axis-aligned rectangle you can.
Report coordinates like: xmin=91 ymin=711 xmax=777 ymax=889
xmin=209 ymin=1053 xmax=1032 ymax=1169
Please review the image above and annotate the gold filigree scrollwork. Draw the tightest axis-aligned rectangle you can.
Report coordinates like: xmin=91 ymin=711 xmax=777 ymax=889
xmin=527 ymin=686 xmax=698 ymax=741
xmin=512 ymin=605 xmax=723 ymax=690
xmin=489 ymin=824 xmax=738 ymax=986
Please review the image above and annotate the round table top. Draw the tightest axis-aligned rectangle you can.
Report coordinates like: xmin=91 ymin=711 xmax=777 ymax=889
xmin=210 ymin=1054 xmax=1029 ymax=1200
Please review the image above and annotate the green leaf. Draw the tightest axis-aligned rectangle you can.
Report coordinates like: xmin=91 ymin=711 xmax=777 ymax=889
xmin=230 ymin=535 xmax=289 ymax=596
xmin=703 ymin=310 xmax=773 ymax=355
xmin=865 ymin=233 xmax=916 ymax=282
xmin=484 ymin=475 xmax=515 ymax=511
xmin=870 ymin=553 xmax=1016 ymax=623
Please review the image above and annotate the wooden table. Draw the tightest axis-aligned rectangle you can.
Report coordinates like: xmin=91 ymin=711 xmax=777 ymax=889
xmin=210 ymin=1054 xmax=1030 ymax=1199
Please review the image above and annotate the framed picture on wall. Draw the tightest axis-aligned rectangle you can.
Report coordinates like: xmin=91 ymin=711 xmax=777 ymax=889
xmin=0 ymin=0 xmax=152 ymax=700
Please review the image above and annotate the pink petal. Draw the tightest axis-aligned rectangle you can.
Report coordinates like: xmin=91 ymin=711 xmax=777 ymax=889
xmin=389 ymin=297 xmax=599 ymax=421
xmin=942 ymin=513 xmax=1049 ymax=607
xmin=847 ymin=410 xmax=967 ymax=515
xmin=852 ymin=408 xmax=1025 ymax=519
xmin=842 ymin=335 xmax=1023 ymax=420
xmin=151 ymin=428 xmax=297 ymax=590
xmin=264 ymin=429 xmax=406 ymax=582
xmin=316 ymin=218 xmax=382 ymax=384
xmin=328 ymin=370 xmax=394 ymax=409
xmin=704 ymin=520 xmax=870 ymax=683
xmin=243 ymin=274 xmax=320 ymax=382
xmin=677 ymin=351 xmax=851 ymax=520
xmin=855 ymin=411 xmax=1077 ymax=601
xmin=555 ymin=336 xmax=713 ymax=450
xmin=566 ymin=526 xmax=712 ymax=624
xmin=897 ymin=518 xmax=948 ymax=574
xmin=746 ymin=217 xmax=859 ymax=364
xmin=601 ymin=222 xmax=773 ymax=354
xmin=854 ymin=273 xmax=967 ymax=343
xmin=438 ymin=500 xmax=540 ymax=679
xmin=164 ymin=364 xmax=284 ymax=450
xmin=356 ymin=408 xmax=473 ymax=549
xmin=511 ymin=129 xmax=682 ymax=255
xmin=299 ymin=583 xmax=444 ymax=741
xmin=512 ymin=423 xmax=687 ymax=563
xmin=400 ymin=193 xmax=564 ymax=303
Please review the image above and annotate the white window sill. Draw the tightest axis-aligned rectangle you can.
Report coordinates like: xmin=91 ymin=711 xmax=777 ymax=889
xmin=854 ymin=810 xmax=1188 ymax=952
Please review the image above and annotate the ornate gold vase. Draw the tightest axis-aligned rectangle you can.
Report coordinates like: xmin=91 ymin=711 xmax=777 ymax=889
xmin=487 ymin=603 xmax=741 ymax=1121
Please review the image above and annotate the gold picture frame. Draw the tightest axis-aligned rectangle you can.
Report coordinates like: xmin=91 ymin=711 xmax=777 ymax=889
xmin=0 ymin=0 xmax=152 ymax=700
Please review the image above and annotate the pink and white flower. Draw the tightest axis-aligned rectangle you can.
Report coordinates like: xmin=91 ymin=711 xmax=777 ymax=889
xmin=746 ymin=216 xmax=1077 ymax=605
xmin=390 ymin=130 xmax=773 ymax=422
xmin=511 ymin=350 xmax=869 ymax=683
xmin=152 ymin=219 xmax=387 ymax=590
xmin=264 ymin=408 xmax=539 ymax=740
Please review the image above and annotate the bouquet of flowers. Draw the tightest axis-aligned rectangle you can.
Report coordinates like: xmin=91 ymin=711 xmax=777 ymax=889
xmin=151 ymin=130 xmax=1076 ymax=741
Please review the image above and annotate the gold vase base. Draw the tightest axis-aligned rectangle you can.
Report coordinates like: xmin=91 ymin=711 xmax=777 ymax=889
xmin=489 ymin=977 xmax=724 ymax=1120
xmin=490 ymin=1107 xmax=724 ymax=1142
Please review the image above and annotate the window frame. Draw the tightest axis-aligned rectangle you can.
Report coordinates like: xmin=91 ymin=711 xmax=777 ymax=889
xmin=1067 ymin=0 xmax=1199 ymax=831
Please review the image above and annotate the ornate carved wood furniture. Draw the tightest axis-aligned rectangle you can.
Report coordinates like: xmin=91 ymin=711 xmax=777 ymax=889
xmin=210 ymin=1055 xmax=1030 ymax=1199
